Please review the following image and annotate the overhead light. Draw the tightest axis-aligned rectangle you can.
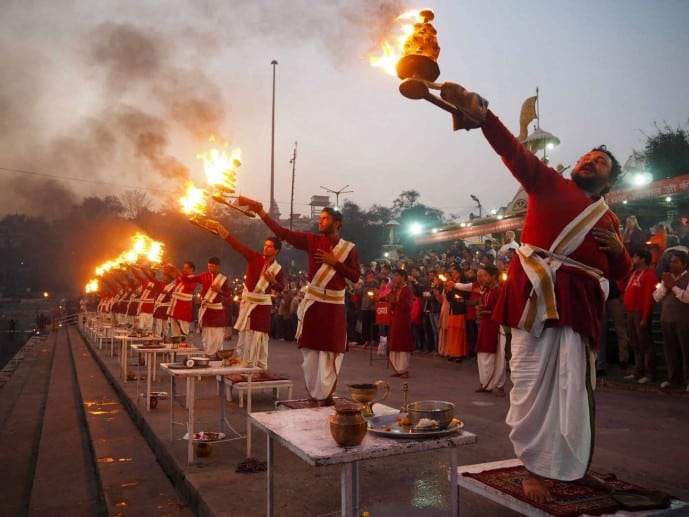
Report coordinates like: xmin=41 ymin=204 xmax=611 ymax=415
xmin=628 ymin=171 xmax=652 ymax=187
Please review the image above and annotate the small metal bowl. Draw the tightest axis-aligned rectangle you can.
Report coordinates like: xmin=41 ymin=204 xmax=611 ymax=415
xmin=190 ymin=356 xmax=210 ymax=367
xmin=407 ymin=400 xmax=454 ymax=430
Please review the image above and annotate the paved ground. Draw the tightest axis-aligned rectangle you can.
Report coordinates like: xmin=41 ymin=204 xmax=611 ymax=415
xmin=2 ymin=324 xmax=688 ymax=516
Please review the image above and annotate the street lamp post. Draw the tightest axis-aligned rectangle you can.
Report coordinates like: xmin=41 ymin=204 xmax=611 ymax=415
xmin=320 ymin=185 xmax=354 ymax=210
xmin=470 ymin=194 xmax=482 ymax=219
xmin=270 ymin=59 xmax=278 ymax=218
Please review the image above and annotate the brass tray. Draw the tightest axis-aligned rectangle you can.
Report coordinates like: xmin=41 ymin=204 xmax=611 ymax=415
xmin=367 ymin=413 xmax=463 ymax=439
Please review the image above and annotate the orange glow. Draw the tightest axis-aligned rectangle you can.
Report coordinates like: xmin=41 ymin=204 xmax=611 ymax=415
xmin=369 ymin=9 xmax=423 ymax=76
xmin=179 ymin=181 xmax=209 ymax=218
xmin=85 ymin=279 xmax=99 ymax=293
xmin=93 ymin=232 xmax=166 ymax=279
xmin=197 ymin=137 xmax=242 ymax=194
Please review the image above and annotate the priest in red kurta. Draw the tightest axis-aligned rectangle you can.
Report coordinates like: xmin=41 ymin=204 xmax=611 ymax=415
xmin=205 ymin=219 xmax=285 ymax=369
xmin=167 ymin=261 xmax=199 ymax=341
xmin=438 ymin=83 xmax=632 ymax=503
xmin=387 ymin=269 xmax=415 ymax=378
xmin=184 ymin=257 xmax=231 ymax=356
xmin=239 ymin=198 xmax=361 ymax=403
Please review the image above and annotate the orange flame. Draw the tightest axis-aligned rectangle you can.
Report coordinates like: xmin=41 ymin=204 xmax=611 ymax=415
xmin=179 ymin=181 xmax=209 ymax=218
xmin=197 ymin=137 xmax=242 ymax=194
xmin=85 ymin=279 xmax=99 ymax=293
xmin=369 ymin=9 xmax=423 ymax=76
xmin=94 ymin=232 xmax=166 ymax=276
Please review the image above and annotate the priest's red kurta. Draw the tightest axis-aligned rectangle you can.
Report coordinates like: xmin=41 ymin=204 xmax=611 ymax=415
xmin=185 ymin=271 xmax=230 ymax=327
xmin=262 ymin=219 xmax=360 ymax=352
xmin=481 ymin=110 xmax=632 ymax=348
xmin=224 ymin=234 xmax=284 ymax=332
xmin=475 ymin=284 xmax=501 ymax=354
xmin=167 ymin=277 xmax=198 ymax=322
xmin=388 ymin=284 xmax=415 ymax=352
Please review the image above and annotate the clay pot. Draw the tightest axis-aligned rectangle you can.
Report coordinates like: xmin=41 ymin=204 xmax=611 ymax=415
xmin=195 ymin=443 xmax=212 ymax=457
xmin=329 ymin=403 xmax=367 ymax=447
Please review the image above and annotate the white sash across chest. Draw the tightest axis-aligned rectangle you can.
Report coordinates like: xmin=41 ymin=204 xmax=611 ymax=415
xmin=516 ymin=197 xmax=610 ymax=337
xmin=234 ymin=261 xmax=282 ymax=331
xmin=295 ymin=238 xmax=354 ymax=339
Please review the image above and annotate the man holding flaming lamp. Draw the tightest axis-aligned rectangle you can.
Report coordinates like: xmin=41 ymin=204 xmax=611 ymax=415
xmin=183 ymin=257 xmax=231 ymax=356
xmin=239 ymin=198 xmax=360 ymax=404
xmin=204 ymin=219 xmax=284 ymax=369
xmin=166 ymin=261 xmax=199 ymax=342
xmin=376 ymin=7 xmax=632 ymax=503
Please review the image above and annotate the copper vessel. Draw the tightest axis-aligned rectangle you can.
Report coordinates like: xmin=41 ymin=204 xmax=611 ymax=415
xmin=329 ymin=403 xmax=367 ymax=446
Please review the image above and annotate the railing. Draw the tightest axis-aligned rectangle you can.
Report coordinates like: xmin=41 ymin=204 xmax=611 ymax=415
xmin=52 ymin=313 xmax=81 ymax=328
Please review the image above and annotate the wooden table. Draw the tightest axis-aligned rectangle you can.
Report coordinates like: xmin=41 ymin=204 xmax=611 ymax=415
xmin=131 ymin=344 xmax=200 ymax=411
xmin=160 ymin=363 xmax=261 ymax=464
xmin=249 ymin=404 xmax=477 ymax=517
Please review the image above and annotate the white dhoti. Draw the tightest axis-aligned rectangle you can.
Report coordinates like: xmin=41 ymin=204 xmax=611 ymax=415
xmin=506 ymin=327 xmax=596 ymax=481
xmin=201 ymin=327 xmax=225 ymax=356
xmin=477 ymin=330 xmax=507 ymax=391
xmin=301 ymin=349 xmax=344 ymax=401
xmin=389 ymin=351 xmax=411 ymax=375
xmin=138 ymin=312 xmax=153 ymax=331
xmin=236 ymin=329 xmax=269 ymax=370
xmin=170 ymin=318 xmax=190 ymax=338
xmin=153 ymin=317 xmax=168 ymax=338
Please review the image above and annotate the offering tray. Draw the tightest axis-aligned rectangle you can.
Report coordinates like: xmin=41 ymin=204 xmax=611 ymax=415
xmin=184 ymin=431 xmax=227 ymax=442
xmin=367 ymin=412 xmax=463 ymax=439
xmin=165 ymin=362 xmax=195 ymax=370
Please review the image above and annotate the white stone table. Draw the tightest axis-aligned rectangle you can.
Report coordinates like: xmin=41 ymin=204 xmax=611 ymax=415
xmin=130 ymin=344 xmax=200 ymax=411
xmin=160 ymin=363 xmax=261 ymax=464
xmin=249 ymin=403 xmax=477 ymax=517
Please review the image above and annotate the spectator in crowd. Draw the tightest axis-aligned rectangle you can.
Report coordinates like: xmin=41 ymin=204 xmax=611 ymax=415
xmin=410 ymin=284 xmax=426 ymax=352
xmin=653 ymin=250 xmax=689 ymax=392
xmin=648 ymin=223 xmax=668 ymax=272
xmin=360 ymin=272 xmax=379 ymax=348
xmin=622 ymin=249 xmax=657 ymax=384
xmin=498 ymin=230 xmax=520 ymax=256
xmin=655 ymin=234 xmax=689 ymax=280
xmin=443 ymin=278 xmax=468 ymax=362
xmin=623 ymin=215 xmax=647 ymax=254
xmin=388 ymin=269 xmax=415 ymax=378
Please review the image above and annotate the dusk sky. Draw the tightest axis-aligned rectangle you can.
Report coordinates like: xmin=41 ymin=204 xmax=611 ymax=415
xmin=2 ymin=0 xmax=688 ymax=225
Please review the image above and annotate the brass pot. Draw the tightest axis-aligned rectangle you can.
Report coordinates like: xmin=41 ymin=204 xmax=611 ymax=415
xmin=329 ymin=403 xmax=367 ymax=447
xmin=195 ymin=443 xmax=212 ymax=457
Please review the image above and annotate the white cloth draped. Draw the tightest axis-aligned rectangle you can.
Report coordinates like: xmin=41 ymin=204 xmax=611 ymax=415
xmin=506 ymin=327 xmax=596 ymax=480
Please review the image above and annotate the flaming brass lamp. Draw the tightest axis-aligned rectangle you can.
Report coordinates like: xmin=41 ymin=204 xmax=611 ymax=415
xmin=395 ymin=9 xmax=487 ymax=131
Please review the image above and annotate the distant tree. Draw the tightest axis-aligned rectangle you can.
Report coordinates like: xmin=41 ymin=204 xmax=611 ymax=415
xmin=340 ymin=200 xmax=384 ymax=263
xmin=391 ymin=190 xmax=421 ymax=217
xmin=643 ymin=121 xmax=689 ymax=179
xmin=69 ymin=196 xmax=124 ymax=220
xmin=366 ymin=204 xmax=393 ymax=226
xmin=121 ymin=189 xmax=153 ymax=219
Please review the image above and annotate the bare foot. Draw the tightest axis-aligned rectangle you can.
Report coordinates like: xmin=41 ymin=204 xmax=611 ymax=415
xmin=522 ymin=473 xmax=554 ymax=504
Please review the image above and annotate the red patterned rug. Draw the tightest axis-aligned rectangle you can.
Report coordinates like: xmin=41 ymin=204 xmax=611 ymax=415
xmin=462 ymin=466 xmax=670 ymax=516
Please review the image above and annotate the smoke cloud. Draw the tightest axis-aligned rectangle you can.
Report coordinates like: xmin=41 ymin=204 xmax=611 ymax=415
xmin=0 ymin=0 xmax=403 ymax=219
